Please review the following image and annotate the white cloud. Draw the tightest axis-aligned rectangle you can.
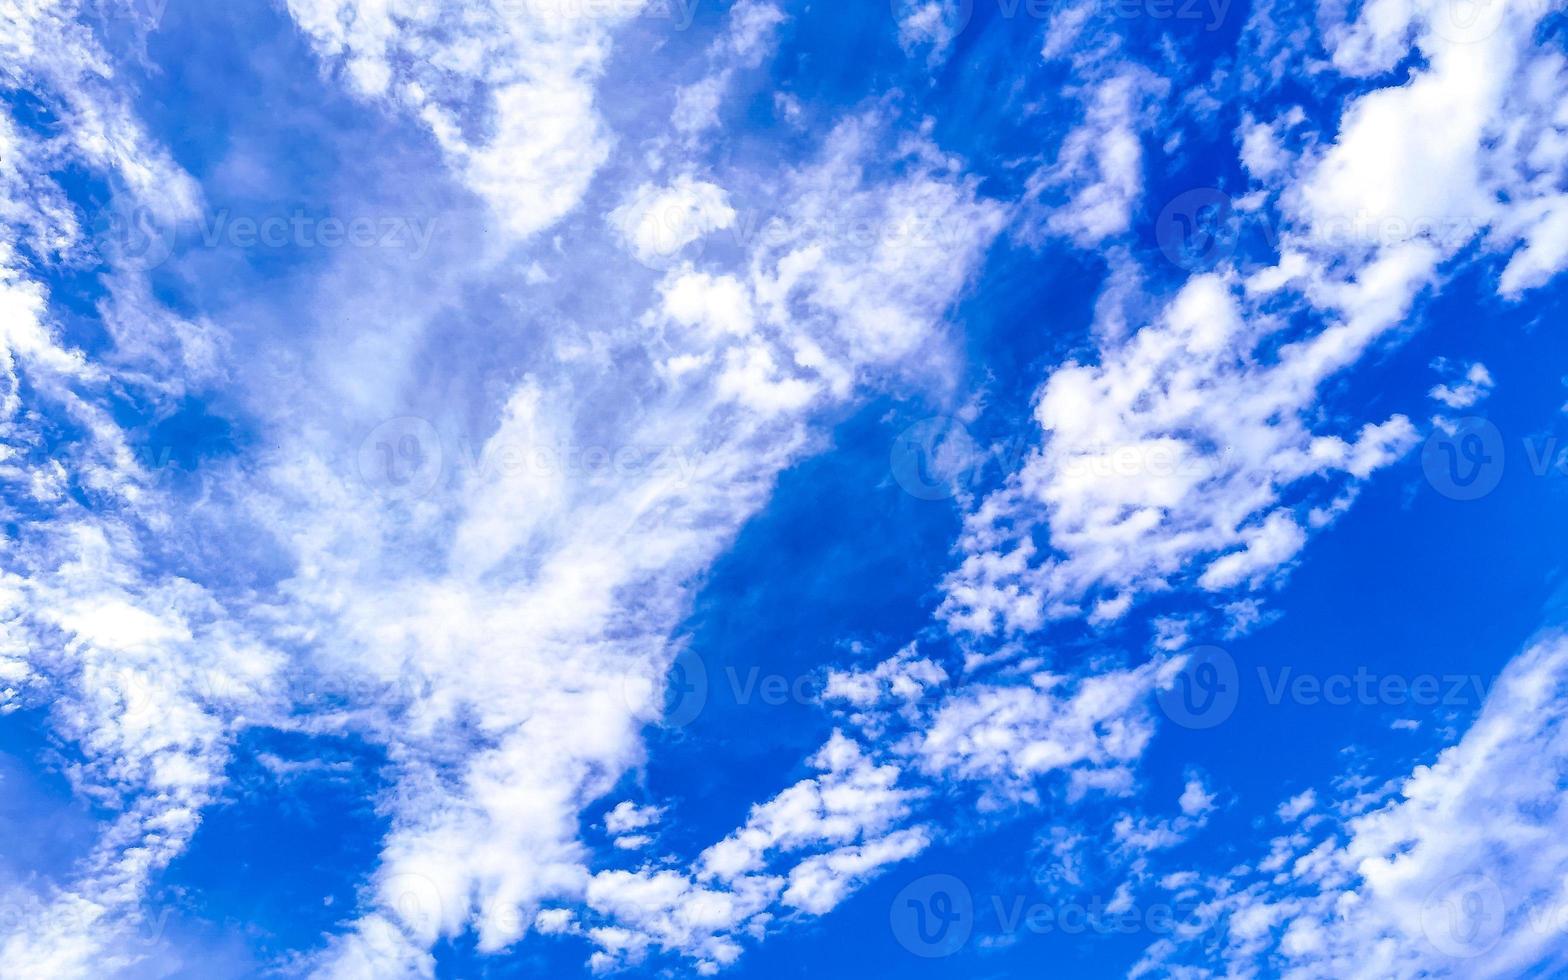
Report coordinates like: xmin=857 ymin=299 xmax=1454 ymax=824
xmin=672 ymin=1 xmax=787 ymax=136
xmin=1277 ymin=789 xmax=1318 ymax=822
xmin=1138 ymin=634 xmax=1568 ymax=979
xmin=940 ymin=273 xmax=1419 ymax=635
xmin=283 ymin=0 xmax=645 ymax=242
xmin=913 ymin=658 xmax=1182 ymax=808
xmin=578 ymin=732 xmax=929 ymax=971
xmin=610 ymin=176 xmax=739 ymax=266
xmin=606 ymin=801 xmax=665 ymax=836
xmin=1180 ymin=777 xmax=1217 ymax=818
xmin=1029 ymin=69 xmax=1168 ymax=248
xmin=1429 ymin=360 xmax=1496 ymax=410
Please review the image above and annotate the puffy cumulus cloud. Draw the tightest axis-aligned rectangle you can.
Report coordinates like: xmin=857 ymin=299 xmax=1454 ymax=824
xmin=940 ymin=273 xmax=1419 ymax=635
xmin=605 ymin=800 xmax=664 ymax=835
xmin=610 ymin=176 xmax=739 ymax=267
xmin=605 ymin=801 xmax=665 ymax=850
xmin=1276 ymin=0 xmax=1568 ymax=301
xmin=1429 ymin=359 xmax=1496 ymax=410
xmin=912 ymin=658 xmax=1183 ymax=808
xmin=1134 ymin=634 xmax=1568 ymax=979
xmin=282 ymin=0 xmax=649 ymax=242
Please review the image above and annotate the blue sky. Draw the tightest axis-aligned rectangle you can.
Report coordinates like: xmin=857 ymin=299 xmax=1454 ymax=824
xmin=3 ymin=0 xmax=1568 ymax=977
